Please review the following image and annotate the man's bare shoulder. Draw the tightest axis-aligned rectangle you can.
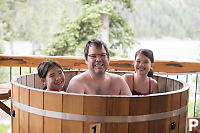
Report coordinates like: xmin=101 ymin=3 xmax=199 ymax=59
xmin=122 ymin=73 xmax=132 ymax=79
xmin=107 ymin=72 xmax=125 ymax=81
xmin=107 ymin=72 xmax=119 ymax=77
xmin=70 ymin=71 xmax=88 ymax=81
xmin=107 ymin=72 xmax=132 ymax=95
xmin=66 ymin=71 xmax=88 ymax=93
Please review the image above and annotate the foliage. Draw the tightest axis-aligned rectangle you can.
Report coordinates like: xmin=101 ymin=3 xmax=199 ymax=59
xmin=0 ymin=67 xmax=9 ymax=84
xmin=81 ymin=0 xmax=133 ymax=10
xmin=44 ymin=0 xmax=135 ymax=57
xmin=109 ymin=10 xmax=135 ymax=57
xmin=130 ymin=0 xmax=200 ymax=39
xmin=196 ymin=101 xmax=200 ymax=117
xmin=44 ymin=3 xmax=104 ymax=56
xmin=0 ymin=124 xmax=10 ymax=133
xmin=0 ymin=67 xmax=37 ymax=84
xmin=1 ymin=0 xmax=200 ymax=56
xmin=0 ymin=0 xmax=74 ymax=54
xmin=188 ymin=99 xmax=200 ymax=117
xmin=188 ymin=75 xmax=200 ymax=117
xmin=0 ymin=0 xmax=29 ymax=41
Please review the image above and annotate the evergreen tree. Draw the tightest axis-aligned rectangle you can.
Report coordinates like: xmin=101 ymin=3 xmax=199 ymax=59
xmin=44 ymin=0 xmax=135 ymax=57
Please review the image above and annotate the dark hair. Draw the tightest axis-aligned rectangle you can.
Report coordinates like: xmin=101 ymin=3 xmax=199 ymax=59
xmin=84 ymin=38 xmax=110 ymax=60
xmin=37 ymin=59 xmax=63 ymax=90
xmin=135 ymin=49 xmax=154 ymax=77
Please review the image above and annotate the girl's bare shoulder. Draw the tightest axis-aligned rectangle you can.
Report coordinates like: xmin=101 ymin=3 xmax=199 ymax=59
xmin=151 ymin=78 xmax=158 ymax=93
xmin=151 ymin=78 xmax=158 ymax=85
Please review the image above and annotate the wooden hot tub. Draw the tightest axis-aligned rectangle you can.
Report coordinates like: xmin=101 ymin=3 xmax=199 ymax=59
xmin=11 ymin=70 xmax=189 ymax=133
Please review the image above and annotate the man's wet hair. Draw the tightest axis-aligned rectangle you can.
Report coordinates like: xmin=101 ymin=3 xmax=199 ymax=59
xmin=84 ymin=39 xmax=110 ymax=60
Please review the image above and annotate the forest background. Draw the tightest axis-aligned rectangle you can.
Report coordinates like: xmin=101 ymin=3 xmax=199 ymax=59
xmin=0 ymin=0 xmax=199 ymax=56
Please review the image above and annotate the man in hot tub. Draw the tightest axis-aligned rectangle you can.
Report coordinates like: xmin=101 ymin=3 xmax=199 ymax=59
xmin=67 ymin=39 xmax=131 ymax=95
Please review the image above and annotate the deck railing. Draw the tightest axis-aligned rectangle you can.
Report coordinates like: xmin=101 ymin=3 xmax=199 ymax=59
xmin=0 ymin=54 xmax=200 ymax=118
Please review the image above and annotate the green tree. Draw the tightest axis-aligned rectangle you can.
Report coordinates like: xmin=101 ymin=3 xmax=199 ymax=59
xmin=0 ymin=0 xmax=30 ymax=40
xmin=0 ymin=0 xmax=73 ymax=54
xmin=44 ymin=0 xmax=136 ymax=57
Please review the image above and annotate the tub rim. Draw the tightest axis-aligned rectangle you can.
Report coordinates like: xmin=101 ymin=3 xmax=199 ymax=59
xmin=11 ymin=71 xmax=189 ymax=98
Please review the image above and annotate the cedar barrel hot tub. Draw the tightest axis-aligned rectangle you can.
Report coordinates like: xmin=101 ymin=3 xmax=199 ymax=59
xmin=11 ymin=70 xmax=189 ymax=133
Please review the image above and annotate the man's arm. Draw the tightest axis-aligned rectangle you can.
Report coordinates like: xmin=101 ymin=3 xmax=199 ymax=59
xmin=66 ymin=77 xmax=84 ymax=94
xmin=119 ymin=76 xmax=132 ymax=95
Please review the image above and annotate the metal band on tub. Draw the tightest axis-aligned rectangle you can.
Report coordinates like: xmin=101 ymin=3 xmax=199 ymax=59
xmin=12 ymin=99 xmax=187 ymax=123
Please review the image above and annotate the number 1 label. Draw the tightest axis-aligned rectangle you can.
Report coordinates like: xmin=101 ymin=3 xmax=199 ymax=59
xmin=89 ymin=123 xmax=101 ymax=133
